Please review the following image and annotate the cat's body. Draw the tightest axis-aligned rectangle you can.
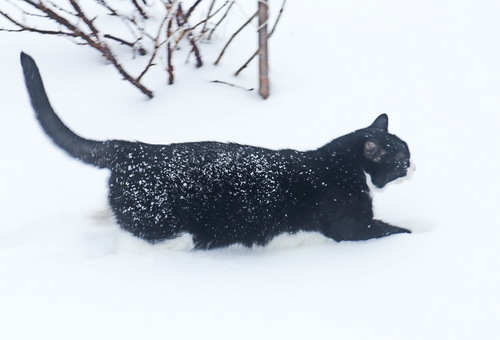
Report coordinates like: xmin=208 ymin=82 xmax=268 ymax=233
xmin=21 ymin=52 xmax=412 ymax=250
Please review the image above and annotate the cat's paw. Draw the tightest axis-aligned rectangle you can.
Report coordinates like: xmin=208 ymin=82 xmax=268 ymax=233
xmin=372 ymin=220 xmax=411 ymax=236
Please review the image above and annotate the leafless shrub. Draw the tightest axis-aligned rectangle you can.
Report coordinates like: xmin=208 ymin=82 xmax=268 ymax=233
xmin=0 ymin=0 xmax=285 ymax=99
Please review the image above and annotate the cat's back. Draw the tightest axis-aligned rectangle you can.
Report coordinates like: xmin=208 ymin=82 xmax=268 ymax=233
xmin=108 ymin=140 xmax=306 ymax=188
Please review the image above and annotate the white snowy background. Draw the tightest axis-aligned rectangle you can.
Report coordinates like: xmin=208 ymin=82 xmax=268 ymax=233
xmin=1 ymin=0 xmax=499 ymax=339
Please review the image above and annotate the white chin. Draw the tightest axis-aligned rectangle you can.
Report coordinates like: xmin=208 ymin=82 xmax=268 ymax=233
xmin=392 ymin=159 xmax=416 ymax=185
xmin=406 ymin=159 xmax=416 ymax=178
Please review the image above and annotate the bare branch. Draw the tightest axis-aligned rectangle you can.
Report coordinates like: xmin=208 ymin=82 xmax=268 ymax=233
xmin=103 ymin=34 xmax=134 ymax=47
xmin=201 ymin=0 xmax=215 ymax=34
xmin=207 ymin=0 xmax=234 ymax=41
xmin=131 ymin=0 xmax=148 ymax=19
xmin=258 ymin=0 xmax=269 ymax=99
xmin=166 ymin=16 xmax=174 ymax=84
xmin=234 ymin=50 xmax=258 ymax=76
xmin=211 ymin=80 xmax=254 ymax=91
xmin=172 ymin=0 xmax=229 ymax=51
xmin=176 ymin=4 xmax=202 ymax=67
xmin=269 ymin=0 xmax=287 ymax=36
xmin=103 ymin=34 xmax=147 ymax=56
xmin=69 ymin=0 xmax=99 ymax=37
xmin=1 ymin=0 xmax=282 ymax=98
xmin=136 ymin=14 xmax=170 ymax=83
xmin=234 ymin=0 xmax=287 ymax=76
xmin=8 ymin=0 xmax=155 ymax=98
xmin=185 ymin=0 xmax=202 ymax=21
xmin=46 ymin=1 xmax=79 ymax=18
xmin=190 ymin=1 xmax=230 ymax=31
xmin=111 ymin=52 xmax=154 ymax=98
xmin=214 ymin=10 xmax=258 ymax=65
xmin=0 ymin=9 xmax=76 ymax=36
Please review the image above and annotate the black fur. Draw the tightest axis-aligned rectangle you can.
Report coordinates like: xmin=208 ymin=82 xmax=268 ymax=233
xmin=20 ymin=52 xmax=412 ymax=249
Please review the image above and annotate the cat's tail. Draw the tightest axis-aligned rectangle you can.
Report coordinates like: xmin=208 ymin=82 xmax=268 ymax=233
xmin=20 ymin=52 xmax=114 ymax=169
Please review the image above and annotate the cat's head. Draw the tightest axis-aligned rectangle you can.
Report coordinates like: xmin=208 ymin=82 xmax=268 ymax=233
xmin=359 ymin=114 xmax=412 ymax=188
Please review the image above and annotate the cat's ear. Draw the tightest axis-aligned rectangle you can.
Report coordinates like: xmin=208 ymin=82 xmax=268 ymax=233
xmin=363 ymin=138 xmax=386 ymax=163
xmin=369 ymin=114 xmax=389 ymax=132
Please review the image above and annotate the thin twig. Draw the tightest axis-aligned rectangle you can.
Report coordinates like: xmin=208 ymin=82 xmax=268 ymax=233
xmin=211 ymin=80 xmax=254 ymax=91
xmin=234 ymin=50 xmax=258 ymax=76
xmin=207 ymin=0 xmax=234 ymax=40
xmin=185 ymin=0 xmax=202 ymax=21
xmin=190 ymin=1 xmax=229 ymax=31
xmin=269 ymin=0 xmax=287 ymax=36
xmin=201 ymin=0 xmax=216 ymax=34
xmin=96 ymin=0 xmax=145 ymax=45
xmin=69 ymin=0 xmax=99 ymax=37
xmin=173 ymin=0 xmax=229 ymax=50
xmin=2 ymin=0 xmax=259 ymax=98
xmin=136 ymin=15 xmax=170 ymax=82
xmin=131 ymin=0 xmax=148 ymax=19
xmin=0 ymin=10 xmax=74 ymax=36
xmin=46 ymin=1 xmax=79 ymax=18
xmin=214 ymin=10 xmax=258 ymax=65
xmin=103 ymin=34 xmax=133 ymax=47
xmin=17 ymin=0 xmax=154 ymax=98
xmin=176 ymin=4 xmax=202 ymax=67
xmin=234 ymin=0 xmax=287 ymax=76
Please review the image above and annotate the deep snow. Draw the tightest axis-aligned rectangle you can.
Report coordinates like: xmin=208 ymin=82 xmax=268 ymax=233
xmin=1 ymin=0 xmax=499 ymax=339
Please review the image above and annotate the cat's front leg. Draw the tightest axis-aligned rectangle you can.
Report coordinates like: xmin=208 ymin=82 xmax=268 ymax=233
xmin=360 ymin=219 xmax=411 ymax=240
xmin=324 ymin=217 xmax=411 ymax=242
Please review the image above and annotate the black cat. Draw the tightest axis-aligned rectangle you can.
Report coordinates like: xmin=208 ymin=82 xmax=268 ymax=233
xmin=20 ymin=52 xmax=412 ymax=250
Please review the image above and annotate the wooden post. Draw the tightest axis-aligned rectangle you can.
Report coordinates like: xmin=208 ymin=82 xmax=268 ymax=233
xmin=167 ymin=16 xmax=174 ymax=85
xmin=258 ymin=0 xmax=269 ymax=99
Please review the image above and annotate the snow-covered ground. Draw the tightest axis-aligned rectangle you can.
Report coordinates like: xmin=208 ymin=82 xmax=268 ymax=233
xmin=1 ymin=0 xmax=499 ymax=339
